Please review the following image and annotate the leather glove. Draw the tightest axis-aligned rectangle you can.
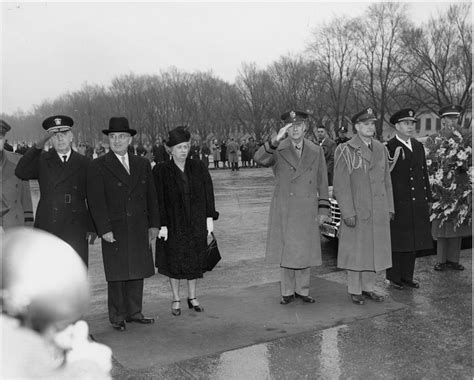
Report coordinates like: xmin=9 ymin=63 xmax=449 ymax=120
xmin=343 ymin=216 xmax=356 ymax=227
xmin=206 ymin=217 xmax=214 ymax=236
xmin=158 ymin=226 xmax=168 ymax=241
xmin=318 ymin=214 xmax=331 ymax=225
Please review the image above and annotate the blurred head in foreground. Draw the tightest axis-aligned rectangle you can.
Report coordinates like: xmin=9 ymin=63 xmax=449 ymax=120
xmin=1 ymin=227 xmax=89 ymax=335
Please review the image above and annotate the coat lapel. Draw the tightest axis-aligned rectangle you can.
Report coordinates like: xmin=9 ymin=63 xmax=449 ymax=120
xmin=44 ymin=150 xmax=66 ymax=184
xmin=277 ymin=138 xmax=299 ymax=170
xmin=293 ymin=139 xmax=317 ymax=179
xmin=348 ymin=135 xmax=372 ymax=167
xmin=128 ymin=154 xmax=141 ymax=192
xmin=104 ymin=151 xmax=130 ymax=186
xmin=55 ymin=151 xmax=82 ymax=186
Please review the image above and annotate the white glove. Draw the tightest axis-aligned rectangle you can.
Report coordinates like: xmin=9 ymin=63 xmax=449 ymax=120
xmin=158 ymin=226 xmax=168 ymax=241
xmin=206 ymin=217 xmax=214 ymax=236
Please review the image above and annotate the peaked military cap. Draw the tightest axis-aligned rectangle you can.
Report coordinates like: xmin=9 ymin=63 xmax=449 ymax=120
xmin=351 ymin=107 xmax=377 ymax=124
xmin=389 ymin=108 xmax=417 ymax=125
xmin=42 ymin=115 xmax=74 ymax=133
xmin=0 ymin=120 xmax=12 ymax=136
xmin=439 ymin=104 xmax=463 ymax=118
xmin=280 ymin=109 xmax=309 ymax=123
xmin=102 ymin=117 xmax=137 ymax=136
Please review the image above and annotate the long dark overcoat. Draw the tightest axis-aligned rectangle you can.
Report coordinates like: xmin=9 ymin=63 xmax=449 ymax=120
xmin=334 ymin=135 xmax=394 ymax=272
xmin=254 ymin=138 xmax=330 ymax=268
xmin=153 ymin=158 xmax=218 ymax=279
xmin=15 ymin=147 xmax=92 ymax=265
xmin=386 ymin=137 xmax=433 ymax=252
xmin=87 ymin=151 xmax=160 ymax=281
xmin=1 ymin=151 xmax=34 ymax=229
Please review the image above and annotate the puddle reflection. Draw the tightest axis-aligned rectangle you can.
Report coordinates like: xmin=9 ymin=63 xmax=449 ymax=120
xmin=319 ymin=324 xmax=347 ymax=379
xmin=214 ymin=344 xmax=270 ymax=379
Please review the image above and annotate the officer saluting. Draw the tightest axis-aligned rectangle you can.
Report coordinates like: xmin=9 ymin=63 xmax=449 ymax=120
xmin=15 ymin=115 xmax=95 ymax=265
xmin=385 ymin=108 xmax=433 ymax=290
xmin=254 ymin=109 xmax=330 ymax=305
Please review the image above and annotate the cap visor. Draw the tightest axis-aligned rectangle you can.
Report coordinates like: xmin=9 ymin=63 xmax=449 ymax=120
xmin=49 ymin=126 xmax=72 ymax=133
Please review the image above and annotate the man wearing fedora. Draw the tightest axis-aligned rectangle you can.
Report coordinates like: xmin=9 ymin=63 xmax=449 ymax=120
xmin=333 ymin=107 xmax=394 ymax=305
xmin=87 ymin=117 xmax=160 ymax=331
xmin=385 ymin=108 xmax=433 ymax=290
xmin=0 ymin=119 xmax=34 ymax=231
xmin=254 ymin=109 xmax=331 ymax=305
xmin=15 ymin=115 xmax=94 ymax=265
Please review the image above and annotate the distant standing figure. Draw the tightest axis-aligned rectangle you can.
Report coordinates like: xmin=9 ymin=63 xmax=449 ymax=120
xmin=247 ymin=137 xmax=258 ymax=167
xmin=152 ymin=138 xmax=168 ymax=163
xmin=201 ymin=143 xmax=211 ymax=168
xmin=15 ymin=115 xmax=95 ymax=266
xmin=227 ymin=138 xmax=240 ymax=171
xmin=317 ymin=125 xmax=337 ymax=186
xmin=153 ymin=126 xmax=219 ymax=316
xmin=254 ymin=109 xmax=330 ymax=305
xmin=0 ymin=120 xmax=34 ymax=230
xmin=220 ymin=140 xmax=228 ymax=168
xmin=211 ymin=139 xmax=221 ymax=169
xmin=334 ymin=107 xmax=394 ymax=305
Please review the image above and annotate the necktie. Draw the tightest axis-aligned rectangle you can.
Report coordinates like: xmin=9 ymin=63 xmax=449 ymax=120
xmin=62 ymin=155 xmax=67 ymax=163
xmin=121 ymin=156 xmax=130 ymax=174
xmin=368 ymin=143 xmax=372 ymax=151
xmin=295 ymin=145 xmax=302 ymax=158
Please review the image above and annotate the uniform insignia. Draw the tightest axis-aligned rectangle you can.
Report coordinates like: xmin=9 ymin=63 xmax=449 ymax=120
xmin=54 ymin=118 xmax=62 ymax=126
xmin=290 ymin=111 xmax=296 ymax=120
xmin=409 ymin=110 xmax=413 ymax=117
xmin=367 ymin=108 xmax=373 ymax=115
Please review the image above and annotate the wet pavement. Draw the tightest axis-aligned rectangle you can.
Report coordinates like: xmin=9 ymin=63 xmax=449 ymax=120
xmin=29 ymin=168 xmax=472 ymax=379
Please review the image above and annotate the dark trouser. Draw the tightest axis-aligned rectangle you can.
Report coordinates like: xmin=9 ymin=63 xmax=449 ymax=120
xmin=107 ymin=279 xmax=144 ymax=323
xmin=437 ymin=237 xmax=462 ymax=263
xmin=386 ymin=251 xmax=416 ymax=283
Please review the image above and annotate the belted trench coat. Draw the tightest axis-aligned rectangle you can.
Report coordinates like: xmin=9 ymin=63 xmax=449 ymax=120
xmin=334 ymin=135 xmax=394 ymax=272
xmin=254 ymin=138 xmax=330 ymax=268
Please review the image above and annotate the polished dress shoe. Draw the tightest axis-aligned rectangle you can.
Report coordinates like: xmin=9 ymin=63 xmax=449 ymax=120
xmin=295 ymin=293 xmax=316 ymax=303
xmin=362 ymin=291 xmax=384 ymax=302
xmin=171 ymin=300 xmax=181 ymax=316
xmin=111 ymin=321 xmax=126 ymax=331
xmin=401 ymin=279 xmax=420 ymax=288
xmin=280 ymin=295 xmax=294 ymax=305
xmin=446 ymin=261 xmax=464 ymax=271
xmin=350 ymin=294 xmax=365 ymax=305
xmin=125 ymin=316 xmax=155 ymax=324
xmin=434 ymin=262 xmax=447 ymax=271
xmin=388 ymin=280 xmax=404 ymax=290
xmin=187 ymin=298 xmax=204 ymax=312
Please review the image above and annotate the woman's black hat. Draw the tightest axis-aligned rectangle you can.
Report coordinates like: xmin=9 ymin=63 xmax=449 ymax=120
xmin=166 ymin=126 xmax=191 ymax=147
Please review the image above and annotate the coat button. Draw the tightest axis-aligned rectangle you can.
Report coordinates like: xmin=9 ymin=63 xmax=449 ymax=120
xmin=290 ymin=192 xmax=294 ymax=196
xmin=410 ymin=177 xmax=413 ymax=180
xmin=412 ymin=197 xmax=416 ymax=200
xmin=411 ymin=187 xmax=415 ymax=190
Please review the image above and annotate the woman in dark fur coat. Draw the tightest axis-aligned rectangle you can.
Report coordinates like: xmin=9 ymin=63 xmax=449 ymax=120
xmin=153 ymin=126 xmax=219 ymax=316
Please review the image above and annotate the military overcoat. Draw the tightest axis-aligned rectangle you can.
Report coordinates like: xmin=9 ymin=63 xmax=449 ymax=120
xmin=334 ymin=135 xmax=394 ymax=272
xmin=1 ymin=151 xmax=34 ymax=229
xmin=15 ymin=147 xmax=92 ymax=265
xmin=254 ymin=138 xmax=330 ymax=268
xmin=386 ymin=137 xmax=433 ymax=252
xmin=87 ymin=151 xmax=160 ymax=281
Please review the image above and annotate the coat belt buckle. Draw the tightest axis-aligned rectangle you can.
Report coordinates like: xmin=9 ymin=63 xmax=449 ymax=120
xmin=65 ymin=194 xmax=72 ymax=204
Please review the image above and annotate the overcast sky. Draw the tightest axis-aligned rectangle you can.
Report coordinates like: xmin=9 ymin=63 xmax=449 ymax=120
xmin=1 ymin=1 xmax=458 ymax=115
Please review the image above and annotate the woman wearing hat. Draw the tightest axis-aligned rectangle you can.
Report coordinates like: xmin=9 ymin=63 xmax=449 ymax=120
xmin=153 ymin=126 xmax=219 ymax=316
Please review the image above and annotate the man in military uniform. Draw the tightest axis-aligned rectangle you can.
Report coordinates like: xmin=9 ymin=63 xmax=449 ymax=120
xmin=334 ymin=107 xmax=394 ymax=305
xmin=254 ymin=109 xmax=331 ymax=305
xmin=385 ymin=108 xmax=433 ymax=289
xmin=429 ymin=104 xmax=471 ymax=271
xmin=15 ymin=115 xmax=95 ymax=265
xmin=0 ymin=120 xmax=34 ymax=230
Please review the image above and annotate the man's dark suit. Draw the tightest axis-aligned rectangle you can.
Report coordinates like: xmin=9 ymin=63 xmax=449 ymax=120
xmin=87 ymin=151 xmax=160 ymax=323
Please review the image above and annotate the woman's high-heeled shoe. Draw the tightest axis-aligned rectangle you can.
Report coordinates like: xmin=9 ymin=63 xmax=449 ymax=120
xmin=171 ymin=300 xmax=181 ymax=316
xmin=187 ymin=298 xmax=204 ymax=312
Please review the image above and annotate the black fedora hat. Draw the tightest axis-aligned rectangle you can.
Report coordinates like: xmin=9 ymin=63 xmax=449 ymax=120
xmin=102 ymin=117 xmax=137 ymax=136
xmin=166 ymin=126 xmax=190 ymax=147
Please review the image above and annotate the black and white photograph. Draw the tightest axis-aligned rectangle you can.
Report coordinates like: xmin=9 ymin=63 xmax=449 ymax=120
xmin=1 ymin=1 xmax=472 ymax=378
